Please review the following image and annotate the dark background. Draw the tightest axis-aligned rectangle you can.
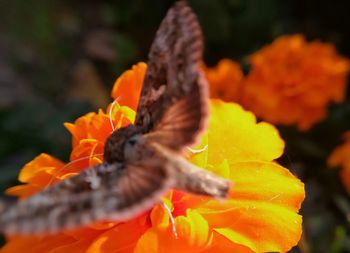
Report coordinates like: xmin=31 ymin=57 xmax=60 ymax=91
xmin=0 ymin=0 xmax=350 ymax=252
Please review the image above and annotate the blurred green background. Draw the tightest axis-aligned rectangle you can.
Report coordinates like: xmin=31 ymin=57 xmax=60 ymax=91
xmin=0 ymin=0 xmax=350 ymax=252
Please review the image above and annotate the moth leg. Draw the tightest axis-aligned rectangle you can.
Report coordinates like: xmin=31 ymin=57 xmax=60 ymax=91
xmin=161 ymin=201 xmax=178 ymax=239
xmin=187 ymin=144 xmax=208 ymax=154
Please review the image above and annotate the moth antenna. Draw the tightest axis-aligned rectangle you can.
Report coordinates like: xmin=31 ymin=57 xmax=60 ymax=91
xmin=109 ymin=97 xmax=121 ymax=132
xmin=161 ymin=201 xmax=178 ymax=239
xmin=187 ymin=144 xmax=208 ymax=154
xmin=45 ymin=153 xmax=104 ymax=189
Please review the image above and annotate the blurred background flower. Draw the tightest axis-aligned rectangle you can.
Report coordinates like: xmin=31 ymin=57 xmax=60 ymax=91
xmin=328 ymin=131 xmax=350 ymax=194
xmin=242 ymin=34 xmax=350 ymax=131
xmin=202 ymin=59 xmax=243 ymax=103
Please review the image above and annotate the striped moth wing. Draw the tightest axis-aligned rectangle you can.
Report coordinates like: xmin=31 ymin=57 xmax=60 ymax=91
xmin=0 ymin=161 xmax=174 ymax=234
xmin=136 ymin=0 xmax=209 ymax=151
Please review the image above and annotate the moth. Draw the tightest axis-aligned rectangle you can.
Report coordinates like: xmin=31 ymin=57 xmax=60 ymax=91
xmin=0 ymin=0 xmax=230 ymax=235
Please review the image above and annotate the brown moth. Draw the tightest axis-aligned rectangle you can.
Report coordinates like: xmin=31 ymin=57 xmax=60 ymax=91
xmin=0 ymin=0 xmax=230 ymax=235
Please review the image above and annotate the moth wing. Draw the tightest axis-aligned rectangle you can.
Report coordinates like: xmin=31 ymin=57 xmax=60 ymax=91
xmin=0 ymin=162 xmax=173 ymax=235
xmin=144 ymin=85 xmax=207 ymax=150
xmin=135 ymin=0 xmax=208 ymax=150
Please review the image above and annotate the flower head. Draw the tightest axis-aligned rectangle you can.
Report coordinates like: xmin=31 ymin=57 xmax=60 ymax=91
xmin=328 ymin=131 xmax=350 ymax=194
xmin=2 ymin=63 xmax=304 ymax=253
xmin=242 ymin=34 xmax=350 ymax=131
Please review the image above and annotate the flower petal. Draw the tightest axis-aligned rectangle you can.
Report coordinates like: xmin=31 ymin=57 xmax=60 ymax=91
xmin=5 ymin=184 xmax=41 ymax=199
xmin=203 ymin=59 xmax=243 ymax=103
xmin=207 ymin=100 xmax=284 ymax=165
xmin=1 ymin=234 xmax=76 ymax=253
xmin=86 ymin=216 xmax=149 ymax=253
xmin=135 ymin=210 xmax=211 ymax=253
xmin=49 ymin=239 xmax=92 ymax=253
xmin=111 ymin=62 xmax=147 ymax=110
xmin=328 ymin=131 xmax=350 ymax=194
xmin=196 ymin=161 xmax=304 ymax=252
xmin=18 ymin=154 xmax=64 ymax=183
xmin=200 ymin=231 xmax=253 ymax=253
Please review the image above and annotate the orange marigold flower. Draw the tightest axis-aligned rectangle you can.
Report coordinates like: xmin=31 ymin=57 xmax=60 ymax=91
xmin=242 ymin=34 xmax=350 ymax=131
xmin=202 ymin=59 xmax=244 ymax=102
xmin=328 ymin=131 xmax=350 ymax=194
xmin=2 ymin=63 xmax=305 ymax=253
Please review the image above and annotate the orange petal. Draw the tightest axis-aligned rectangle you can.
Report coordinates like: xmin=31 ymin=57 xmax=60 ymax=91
xmin=86 ymin=217 xmax=149 ymax=253
xmin=65 ymin=103 xmax=135 ymax=152
xmin=200 ymin=231 xmax=253 ymax=253
xmin=203 ymin=59 xmax=244 ymax=102
xmin=64 ymin=112 xmax=97 ymax=147
xmin=207 ymin=100 xmax=284 ymax=165
xmin=1 ymin=234 xmax=76 ymax=253
xmin=5 ymin=184 xmax=41 ymax=198
xmin=228 ymin=161 xmax=304 ymax=210
xmin=111 ymin=62 xmax=147 ymax=110
xmin=328 ymin=131 xmax=350 ymax=194
xmin=49 ymin=239 xmax=92 ymax=253
xmin=70 ymin=139 xmax=103 ymax=160
xmin=134 ymin=229 xmax=161 ymax=253
xmin=135 ymin=210 xmax=211 ymax=253
xmin=150 ymin=199 xmax=174 ymax=230
xmin=106 ymin=102 xmax=135 ymax=129
xmin=199 ymin=201 xmax=302 ymax=252
xmin=18 ymin=154 xmax=64 ymax=183
xmin=196 ymin=161 xmax=304 ymax=253
xmin=1 ymin=236 xmax=42 ymax=253
xmin=175 ymin=210 xmax=211 ymax=250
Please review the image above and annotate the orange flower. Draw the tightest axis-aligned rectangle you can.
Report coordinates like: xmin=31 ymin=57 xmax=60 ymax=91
xmin=202 ymin=59 xmax=244 ymax=102
xmin=242 ymin=34 xmax=350 ymax=131
xmin=328 ymin=131 xmax=350 ymax=194
xmin=2 ymin=63 xmax=305 ymax=253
